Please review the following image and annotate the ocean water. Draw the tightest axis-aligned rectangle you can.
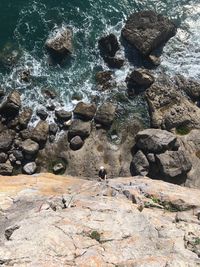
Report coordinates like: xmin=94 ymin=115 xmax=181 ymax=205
xmin=0 ymin=0 xmax=199 ymax=123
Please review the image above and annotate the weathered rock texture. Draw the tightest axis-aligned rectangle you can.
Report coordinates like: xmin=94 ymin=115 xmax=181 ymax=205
xmin=0 ymin=174 xmax=200 ymax=266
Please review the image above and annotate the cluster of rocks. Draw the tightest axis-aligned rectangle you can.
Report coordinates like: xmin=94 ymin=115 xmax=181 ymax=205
xmin=131 ymin=129 xmax=192 ymax=184
xmin=0 ymin=89 xmax=117 ymax=176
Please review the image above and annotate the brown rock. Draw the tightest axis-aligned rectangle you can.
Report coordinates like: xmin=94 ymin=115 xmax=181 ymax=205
xmin=31 ymin=121 xmax=49 ymax=144
xmin=74 ymin=102 xmax=96 ymax=120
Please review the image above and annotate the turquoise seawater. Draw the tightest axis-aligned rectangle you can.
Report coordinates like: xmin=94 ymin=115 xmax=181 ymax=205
xmin=0 ymin=0 xmax=199 ymax=122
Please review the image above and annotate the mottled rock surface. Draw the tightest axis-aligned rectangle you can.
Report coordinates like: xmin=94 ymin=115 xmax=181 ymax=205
xmin=0 ymin=174 xmax=199 ymax=266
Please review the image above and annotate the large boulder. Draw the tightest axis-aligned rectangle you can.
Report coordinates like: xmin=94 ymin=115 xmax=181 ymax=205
xmin=156 ymin=150 xmax=192 ymax=179
xmin=0 ymin=129 xmax=15 ymax=152
xmin=136 ymin=129 xmax=178 ymax=153
xmin=0 ymin=160 xmax=13 ymax=175
xmin=122 ymin=11 xmax=176 ymax=56
xmin=95 ymin=102 xmax=116 ymax=127
xmin=70 ymin=135 xmax=84 ymax=151
xmin=45 ymin=27 xmax=73 ymax=64
xmin=23 ymin=162 xmax=37 ymax=175
xmin=68 ymin=120 xmax=91 ymax=140
xmin=95 ymin=71 xmax=116 ymax=91
xmin=131 ymin=150 xmax=149 ymax=176
xmin=146 ymin=80 xmax=200 ymax=130
xmin=126 ymin=69 xmax=155 ymax=88
xmin=98 ymin=33 xmax=120 ymax=58
xmin=21 ymin=139 xmax=39 ymax=156
xmin=73 ymin=102 xmax=96 ymax=121
xmin=18 ymin=108 xmax=33 ymax=129
xmin=0 ymin=91 xmax=21 ymax=117
xmin=55 ymin=109 xmax=72 ymax=122
xmin=31 ymin=121 xmax=49 ymax=144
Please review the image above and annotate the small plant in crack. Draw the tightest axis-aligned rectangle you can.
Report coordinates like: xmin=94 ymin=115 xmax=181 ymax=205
xmin=89 ymin=230 xmax=101 ymax=242
xmin=194 ymin=237 xmax=200 ymax=246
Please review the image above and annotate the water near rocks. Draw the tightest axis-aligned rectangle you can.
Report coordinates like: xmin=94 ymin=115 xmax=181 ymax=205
xmin=0 ymin=0 xmax=199 ymax=124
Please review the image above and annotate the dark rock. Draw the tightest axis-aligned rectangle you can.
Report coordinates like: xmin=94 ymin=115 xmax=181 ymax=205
xmin=49 ymin=123 xmax=58 ymax=135
xmin=36 ymin=109 xmax=48 ymax=121
xmin=156 ymin=150 xmax=192 ymax=179
xmin=0 ymin=161 xmax=13 ymax=175
xmin=53 ymin=163 xmax=65 ymax=174
xmin=0 ymin=91 xmax=21 ymax=117
xmin=70 ymin=136 xmax=84 ymax=150
xmin=0 ymin=129 xmax=15 ymax=152
xmin=12 ymin=150 xmax=23 ymax=161
xmin=46 ymin=103 xmax=56 ymax=111
xmin=20 ymin=128 xmax=32 ymax=140
xmin=122 ymin=11 xmax=176 ymax=56
xmin=31 ymin=121 xmax=49 ymax=145
xmin=0 ymin=43 xmax=22 ymax=70
xmin=45 ymin=27 xmax=73 ymax=64
xmin=49 ymin=135 xmax=55 ymax=143
xmin=131 ymin=150 xmax=149 ymax=176
xmin=41 ymin=88 xmax=57 ymax=99
xmin=104 ymin=56 xmax=124 ymax=69
xmin=95 ymin=103 xmax=116 ymax=127
xmin=147 ymin=153 xmax=156 ymax=163
xmin=18 ymin=108 xmax=33 ymax=130
xmin=23 ymin=162 xmax=37 ymax=175
xmin=136 ymin=129 xmax=177 ymax=153
xmin=98 ymin=34 xmax=120 ymax=58
xmin=95 ymin=71 xmax=116 ymax=91
xmin=9 ymin=154 xmax=16 ymax=164
xmin=5 ymin=225 xmax=20 ymax=240
xmin=68 ymin=120 xmax=91 ymax=140
xmin=0 ymin=87 xmax=5 ymax=98
xmin=55 ymin=109 xmax=72 ymax=122
xmin=74 ymin=102 xmax=96 ymax=121
xmin=126 ymin=69 xmax=155 ymax=89
xmin=21 ymin=139 xmax=39 ymax=156
xmin=0 ymin=152 xmax=8 ymax=163
xmin=19 ymin=69 xmax=30 ymax=83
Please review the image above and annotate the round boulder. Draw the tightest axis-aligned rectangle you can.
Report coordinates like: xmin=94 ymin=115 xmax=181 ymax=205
xmin=21 ymin=139 xmax=39 ymax=156
xmin=74 ymin=102 xmax=96 ymax=121
xmin=23 ymin=162 xmax=37 ymax=175
xmin=70 ymin=136 xmax=84 ymax=151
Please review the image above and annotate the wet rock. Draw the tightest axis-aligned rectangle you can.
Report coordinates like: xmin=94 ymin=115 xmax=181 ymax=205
xmin=122 ymin=11 xmax=176 ymax=56
xmin=156 ymin=150 xmax=192 ymax=179
xmin=0 ymin=152 xmax=8 ymax=163
xmin=95 ymin=71 xmax=116 ymax=91
xmin=18 ymin=108 xmax=33 ymax=129
xmin=98 ymin=33 xmax=120 ymax=58
xmin=0 ymin=129 xmax=15 ymax=152
xmin=53 ymin=163 xmax=65 ymax=174
xmin=0 ymin=43 xmax=22 ymax=69
xmin=175 ymin=75 xmax=200 ymax=102
xmin=23 ymin=162 xmax=37 ymax=175
xmin=131 ymin=150 xmax=149 ymax=176
xmin=55 ymin=109 xmax=72 ymax=122
xmin=31 ymin=121 xmax=49 ymax=145
xmin=49 ymin=123 xmax=58 ymax=135
xmin=45 ymin=27 xmax=73 ymax=64
xmin=95 ymin=102 xmax=116 ymax=127
xmin=41 ymin=88 xmax=57 ymax=99
xmin=146 ymin=80 xmax=200 ymax=130
xmin=0 ymin=87 xmax=5 ymax=98
xmin=74 ymin=102 xmax=96 ymax=121
xmin=70 ymin=135 xmax=84 ymax=150
xmin=148 ymin=54 xmax=161 ymax=66
xmin=21 ymin=139 xmax=39 ymax=156
xmin=104 ymin=56 xmax=124 ymax=69
xmin=136 ymin=129 xmax=177 ymax=153
xmin=68 ymin=120 xmax=91 ymax=140
xmin=0 ymin=91 xmax=21 ymax=117
xmin=36 ymin=109 xmax=48 ymax=121
xmin=46 ymin=103 xmax=55 ymax=111
xmin=0 ymin=160 xmax=13 ymax=175
xmin=126 ymin=69 xmax=155 ymax=89
xmin=19 ymin=69 xmax=30 ymax=83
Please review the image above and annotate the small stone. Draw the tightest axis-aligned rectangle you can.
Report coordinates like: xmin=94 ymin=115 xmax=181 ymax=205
xmin=19 ymin=69 xmax=30 ymax=82
xmin=15 ymin=160 xmax=21 ymax=166
xmin=23 ymin=162 xmax=37 ymax=175
xmin=36 ymin=109 xmax=48 ymax=121
xmin=9 ymin=154 xmax=16 ymax=164
xmin=49 ymin=123 xmax=58 ymax=135
xmin=0 ymin=152 xmax=8 ymax=163
xmin=70 ymin=136 xmax=84 ymax=150
xmin=12 ymin=150 xmax=23 ymax=161
xmin=148 ymin=55 xmax=161 ymax=66
xmin=53 ymin=163 xmax=65 ymax=174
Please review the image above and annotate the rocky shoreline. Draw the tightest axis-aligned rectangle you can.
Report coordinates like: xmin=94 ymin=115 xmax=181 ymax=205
xmin=0 ymin=11 xmax=200 ymax=189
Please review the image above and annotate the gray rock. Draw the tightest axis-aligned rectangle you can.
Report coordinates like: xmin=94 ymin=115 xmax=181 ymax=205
xmin=0 ymin=160 xmax=13 ymax=175
xmin=131 ymin=150 xmax=149 ymax=176
xmin=55 ymin=109 xmax=72 ymax=122
xmin=31 ymin=121 xmax=49 ymax=144
xmin=0 ymin=90 xmax=21 ymax=116
xmin=45 ymin=27 xmax=73 ymax=64
xmin=0 ymin=129 xmax=16 ymax=152
xmin=95 ymin=102 xmax=116 ymax=127
xmin=126 ymin=69 xmax=155 ymax=88
xmin=136 ymin=129 xmax=177 ymax=153
xmin=49 ymin=123 xmax=58 ymax=135
xmin=12 ymin=150 xmax=23 ymax=161
xmin=53 ymin=163 xmax=65 ymax=174
xmin=70 ymin=136 xmax=84 ymax=150
xmin=21 ymin=139 xmax=39 ymax=156
xmin=9 ymin=154 xmax=16 ymax=164
xmin=147 ymin=153 xmax=156 ymax=163
xmin=36 ymin=109 xmax=48 ymax=121
xmin=68 ymin=120 xmax=91 ymax=140
xmin=0 ymin=152 xmax=8 ymax=163
xmin=74 ymin=102 xmax=96 ymax=121
xmin=23 ymin=162 xmax=37 ymax=175
xmin=156 ymin=150 xmax=192 ymax=178
xmin=122 ymin=10 xmax=176 ymax=56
